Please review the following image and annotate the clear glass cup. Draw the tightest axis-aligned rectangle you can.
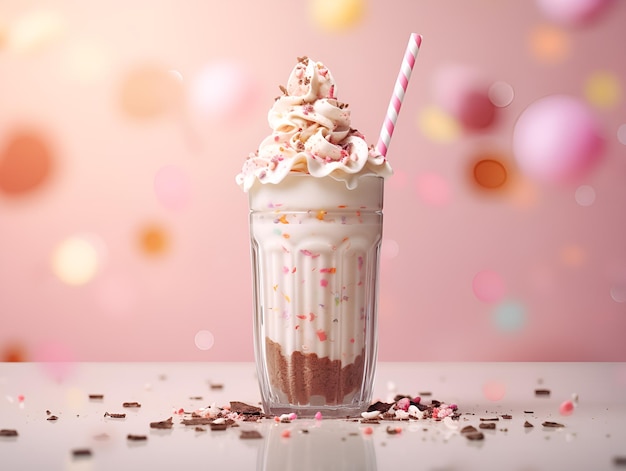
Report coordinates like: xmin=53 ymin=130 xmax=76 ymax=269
xmin=247 ymin=174 xmax=384 ymax=417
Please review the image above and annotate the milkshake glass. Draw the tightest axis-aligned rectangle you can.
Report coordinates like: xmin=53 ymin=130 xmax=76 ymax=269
xmin=249 ymin=175 xmax=383 ymax=417
xmin=236 ymin=56 xmax=392 ymax=417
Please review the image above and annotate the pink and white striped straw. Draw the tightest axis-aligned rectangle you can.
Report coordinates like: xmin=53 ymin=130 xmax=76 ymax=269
xmin=376 ymin=33 xmax=423 ymax=157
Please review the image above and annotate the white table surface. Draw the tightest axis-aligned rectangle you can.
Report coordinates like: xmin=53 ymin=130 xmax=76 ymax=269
xmin=1 ymin=362 xmax=625 ymax=471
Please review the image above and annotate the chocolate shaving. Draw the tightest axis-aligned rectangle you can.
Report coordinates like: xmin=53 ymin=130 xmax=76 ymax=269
xmin=88 ymin=394 xmax=104 ymax=400
xmin=210 ymin=423 xmax=228 ymax=431
xmin=150 ymin=417 xmax=173 ymax=429
xmin=181 ymin=418 xmax=213 ymax=426
xmin=104 ymin=412 xmax=126 ymax=419
xmin=461 ymin=425 xmax=478 ymax=434
xmin=524 ymin=421 xmax=534 ymax=428
xmin=230 ymin=401 xmax=261 ymax=415
xmin=480 ymin=417 xmax=499 ymax=421
xmin=479 ymin=422 xmax=496 ymax=429
xmin=47 ymin=415 xmax=58 ymax=421
xmin=195 ymin=427 xmax=206 ymax=432
xmin=535 ymin=389 xmax=551 ymax=397
xmin=360 ymin=418 xmax=381 ymax=425
xmin=72 ymin=448 xmax=92 ymax=457
xmin=127 ymin=434 xmax=147 ymax=441
xmin=465 ymin=432 xmax=485 ymax=441
xmin=524 ymin=410 xmax=534 ymax=414
xmin=614 ymin=456 xmax=626 ymax=466
xmin=189 ymin=396 xmax=203 ymax=400
xmin=210 ymin=383 xmax=224 ymax=390
xmin=367 ymin=401 xmax=393 ymax=413
xmin=0 ymin=429 xmax=18 ymax=437
xmin=123 ymin=402 xmax=141 ymax=408
xmin=501 ymin=414 xmax=512 ymax=419
xmin=240 ymin=430 xmax=263 ymax=439
xmin=542 ymin=421 xmax=564 ymax=428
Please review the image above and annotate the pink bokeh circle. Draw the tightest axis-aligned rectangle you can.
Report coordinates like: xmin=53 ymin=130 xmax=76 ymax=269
xmin=472 ymin=270 xmax=506 ymax=303
xmin=512 ymin=95 xmax=604 ymax=183
xmin=415 ymin=172 xmax=451 ymax=206
xmin=535 ymin=0 xmax=614 ymax=25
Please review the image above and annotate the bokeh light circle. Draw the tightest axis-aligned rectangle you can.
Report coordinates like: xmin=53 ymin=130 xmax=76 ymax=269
xmin=512 ymin=95 xmax=604 ymax=183
xmin=472 ymin=270 xmax=506 ymax=303
xmin=8 ymin=8 xmax=66 ymax=54
xmin=138 ymin=224 xmax=169 ymax=256
xmin=584 ymin=71 xmax=621 ymax=109
xmin=471 ymin=157 xmax=508 ymax=190
xmin=560 ymin=244 xmax=586 ymax=267
xmin=617 ymin=124 xmax=626 ymax=145
xmin=482 ymin=380 xmax=507 ymax=401
xmin=189 ymin=61 xmax=257 ymax=123
xmin=575 ymin=185 xmax=596 ymax=206
xmin=51 ymin=234 xmax=105 ymax=286
xmin=381 ymin=238 xmax=400 ymax=260
xmin=308 ymin=0 xmax=365 ymax=32
xmin=0 ymin=130 xmax=54 ymax=196
xmin=120 ymin=64 xmax=184 ymax=119
xmin=154 ymin=164 xmax=190 ymax=211
xmin=492 ymin=300 xmax=527 ymax=332
xmin=529 ymin=25 xmax=570 ymax=63
xmin=417 ymin=106 xmax=461 ymax=143
xmin=433 ymin=66 xmax=496 ymax=130
xmin=610 ymin=285 xmax=626 ymax=303
xmin=415 ymin=172 xmax=451 ymax=206
xmin=488 ymin=81 xmax=515 ymax=108
xmin=535 ymin=0 xmax=614 ymax=25
xmin=194 ymin=330 xmax=215 ymax=351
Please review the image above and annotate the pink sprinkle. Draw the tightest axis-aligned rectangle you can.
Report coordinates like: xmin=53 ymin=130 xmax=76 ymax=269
xmin=413 ymin=396 xmax=421 ymax=404
xmin=288 ymin=413 xmax=297 ymax=420
xmin=350 ymin=338 xmax=355 ymax=343
xmin=274 ymin=416 xmax=281 ymax=423
xmin=314 ymin=411 xmax=323 ymax=420
xmin=17 ymin=395 xmax=25 ymax=403
xmin=363 ymin=426 xmax=374 ymax=435
xmin=449 ymin=403 xmax=457 ymax=410
xmin=320 ymin=279 xmax=328 ymax=287
xmin=316 ymin=330 xmax=327 ymax=342
xmin=283 ymin=266 xmax=289 ymax=274
xmin=396 ymin=397 xmax=410 ymax=411
xmin=300 ymin=249 xmax=320 ymax=258
xmin=281 ymin=429 xmax=291 ymax=438
xmin=559 ymin=400 xmax=575 ymax=416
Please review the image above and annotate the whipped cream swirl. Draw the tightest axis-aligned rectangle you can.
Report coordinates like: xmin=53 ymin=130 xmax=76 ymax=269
xmin=236 ymin=57 xmax=392 ymax=191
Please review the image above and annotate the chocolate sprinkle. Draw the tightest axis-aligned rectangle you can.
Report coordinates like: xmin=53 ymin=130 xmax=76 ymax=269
xmin=614 ymin=456 xmax=626 ymax=466
xmin=542 ymin=421 xmax=564 ymax=428
xmin=47 ymin=415 xmax=58 ymax=421
xmin=127 ymin=434 xmax=147 ymax=441
xmin=461 ymin=425 xmax=478 ymax=434
xmin=230 ymin=401 xmax=262 ymax=415
xmin=501 ymin=414 xmax=512 ymax=419
xmin=210 ymin=423 xmax=228 ymax=431
xmin=535 ymin=389 xmax=551 ymax=397
xmin=104 ymin=412 xmax=126 ymax=419
xmin=480 ymin=417 xmax=499 ymax=422
xmin=240 ymin=430 xmax=263 ymax=440
xmin=524 ymin=421 xmax=534 ymax=428
xmin=479 ymin=423 xmax=496 ymax=430
xmin=123 ymin=402 xmax=141 ymax=408
xmin=88 ymin=394 xmax=104 ymax=400
xmin=150 ymin=417 xmax=173 ymax=429
xmin=0 ymin=429 xmax=18 ymax=437
xmin=72 ymin=448 xmax=92 ymax=457
xmin=465 ymin=432 xmax=485 ymax=441
xmin=181 ymin=418 xmax=213 ymax=426
xmin=210 ymin=383 xmax=224 ymax=390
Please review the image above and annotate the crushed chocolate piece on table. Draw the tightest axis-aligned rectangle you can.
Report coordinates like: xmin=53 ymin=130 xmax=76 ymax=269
xmin=524 ymin=421 xmax=534 ymax=428
xmin=127 ymin=434 xmax=147 ymax=441
xmin=123 ymin=402 xmax=141 ymax=408
xmin=542 ymin=421 xmax=565 ymax=428
xmin=479 ymin=423 xmax=496 ymax=430
xmin=240 ymin=430 xmax=263 ymax=439
xmin=104 ymin=412 xmax=126 ymax=419
xmin=0 ymin=429 xmax=18 ymax=437
xmin=72 ymin=448 xmax=92 ymax=457
xmin=535 ymin=389 xmax=551 ymax=397
xmin=150 ymin=417 xmax=173 ymax=429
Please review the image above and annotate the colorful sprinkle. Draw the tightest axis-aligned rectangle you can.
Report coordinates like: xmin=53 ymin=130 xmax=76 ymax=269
xmin=314 ymin=411 xmax=323 ymax=420
xmin=281 ymin=429 xmax=291 ymax=438
xmin=559 ymin=400 xmax=575 ymax=416
xmin=316 ymin=329 xmax=327 ymax=342
xmin=300 ymin=249 xmax=320 ymax=258
xmin=320 ymin=267 xmax=336 ymax=274
xmin=320 ymin=279 xmax=328 ymax=287
xmin=316 ymin=210 xmax=327 ymax=220
xmin=362 ymin=426 xmax=374 ymax=435
xmin=278 ymin=215 xmax=289 ymax=224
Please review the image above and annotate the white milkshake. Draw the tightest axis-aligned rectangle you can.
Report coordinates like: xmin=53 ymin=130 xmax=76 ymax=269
xmin=237 ymin=57 xmax=391 ymax=416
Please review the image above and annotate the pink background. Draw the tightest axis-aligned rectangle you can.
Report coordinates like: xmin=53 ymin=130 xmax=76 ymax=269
xmin=1 ymin=0 xmax=625 ymax=363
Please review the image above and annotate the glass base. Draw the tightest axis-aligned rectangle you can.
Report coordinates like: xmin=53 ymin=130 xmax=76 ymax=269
xmin=262 ymin=401 xmax=368 ymax=418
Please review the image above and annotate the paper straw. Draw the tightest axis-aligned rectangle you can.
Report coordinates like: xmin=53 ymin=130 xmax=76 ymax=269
xmin=376 ymin=33 xmax=422 ymax=157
